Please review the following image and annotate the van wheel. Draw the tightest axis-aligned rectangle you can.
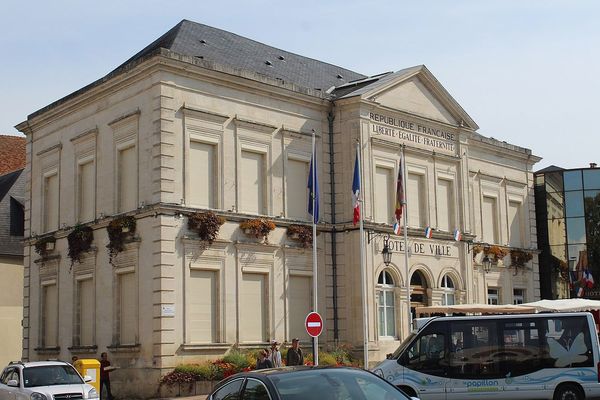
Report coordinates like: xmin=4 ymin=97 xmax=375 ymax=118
xmin=553 ymin=383 xmax=584 ymax=400
xmin=398 ymin=386 xmax=417 ymax=398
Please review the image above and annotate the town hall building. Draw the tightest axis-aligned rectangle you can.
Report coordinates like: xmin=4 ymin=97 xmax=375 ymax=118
xmin=16 ymin=20 xmax=541 ymax=397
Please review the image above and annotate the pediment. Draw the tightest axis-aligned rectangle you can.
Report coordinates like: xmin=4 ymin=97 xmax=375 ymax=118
xmin=360 ymin=66 xmax=478 ymax=130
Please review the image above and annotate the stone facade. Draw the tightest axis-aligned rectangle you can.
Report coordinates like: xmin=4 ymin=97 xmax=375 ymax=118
xmin=17 ymin=20 xmax=540 ymax=398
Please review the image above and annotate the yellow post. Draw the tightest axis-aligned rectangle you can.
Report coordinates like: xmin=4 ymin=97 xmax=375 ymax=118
xmin=74 ymin=359 xmax=101 ymax=392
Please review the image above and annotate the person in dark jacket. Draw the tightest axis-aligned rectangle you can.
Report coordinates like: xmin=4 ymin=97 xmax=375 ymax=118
xmin=99 ymin=352 xmax=114 ymax=400
xmin=286 ymin=338 xmax=304 ymax=366
xmin=256 ymin=349 xmax=273 ymax=370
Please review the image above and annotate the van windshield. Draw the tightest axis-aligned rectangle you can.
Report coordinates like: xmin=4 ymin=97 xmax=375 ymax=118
xmin=391 ymin=332 xmax=416 ymax=359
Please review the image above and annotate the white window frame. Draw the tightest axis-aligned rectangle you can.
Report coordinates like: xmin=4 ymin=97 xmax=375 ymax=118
xmin=376 ymin=270 xmax=396 ymax=338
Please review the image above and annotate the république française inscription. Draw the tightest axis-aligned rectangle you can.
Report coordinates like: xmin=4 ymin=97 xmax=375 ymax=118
xmin=369 ymin=112 xmax=456 ymax=153
xmin=379 ymin=237 xmax=458 ymax=258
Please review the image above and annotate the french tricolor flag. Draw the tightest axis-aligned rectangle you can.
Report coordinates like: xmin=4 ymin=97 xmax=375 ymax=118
xmin=352 ymin=153 xmax=361 ymax=225
xmin=453 ymin=228 xmax=462 ymax=242
xmin=424 ymin=226 xmax=433 ymax=239
xmin=393 ymin=222 xmax=401 ymax=235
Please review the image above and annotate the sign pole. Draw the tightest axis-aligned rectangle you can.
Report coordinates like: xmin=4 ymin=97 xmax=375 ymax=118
xmin=311 ymin=130 xmax=319 ymax=366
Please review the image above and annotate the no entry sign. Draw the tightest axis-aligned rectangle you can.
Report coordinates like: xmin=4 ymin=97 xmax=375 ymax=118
xmin=305 ymin=312 xmax=323 ymax=337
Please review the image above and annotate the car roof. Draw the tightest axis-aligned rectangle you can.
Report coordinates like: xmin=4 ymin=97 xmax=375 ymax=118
xmin=8 ymin=361 xmax=72 ymax=369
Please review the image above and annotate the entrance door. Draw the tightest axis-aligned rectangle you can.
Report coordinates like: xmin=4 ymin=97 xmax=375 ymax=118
xmin=411 ymin=270 xmax=428 ymax=322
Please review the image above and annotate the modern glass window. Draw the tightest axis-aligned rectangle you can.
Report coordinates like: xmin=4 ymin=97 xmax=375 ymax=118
xmin=584 ymin=170 xmax=600 ymax=190
xmin=286 ymin=158 xmax=309 ymax=220
xmin=407 ymin=172 xmax=426 ymax=228
xmin=482 ymin=196 xmax=499 ymax=244
xmin=437 ymin=178 xmax=454 ymax=232
xmin=565 ymin=191 xmax=585 ymax=217
xmin=441 ymin=275 xmax=455 ymax=306
xmin=487 ymin=288 xmax=500 ymax=305
xmin=545 ymin=172 xmax=563 ymax=193
xmin=377 ymin=270 xmax=396 ymax=337
xmin=566 ymin=217 xmax=586 ymax=243
xmin=189 ymin=141 xmax=215 ymax=208
xmin=564 ymin=170 xmax=583 ymax=191
xmin=374 ymin=166 xmax=394 ymax=224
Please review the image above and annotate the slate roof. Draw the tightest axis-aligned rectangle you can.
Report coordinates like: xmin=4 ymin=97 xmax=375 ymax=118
xmin=115 ymin=20 xmax=366 ymax=93
xmin=0 ymin=168 xmax=25 ymax=256
xmin=0 ymin=135 xmax=26 ymax=176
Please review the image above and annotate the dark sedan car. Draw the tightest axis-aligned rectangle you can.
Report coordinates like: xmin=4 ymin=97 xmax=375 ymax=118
xmin=208 ymin=366 xmax=417 ymax=400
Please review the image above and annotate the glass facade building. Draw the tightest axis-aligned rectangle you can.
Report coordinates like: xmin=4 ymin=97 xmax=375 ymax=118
xmin=535 ymin=166 xmax=600 ymax=299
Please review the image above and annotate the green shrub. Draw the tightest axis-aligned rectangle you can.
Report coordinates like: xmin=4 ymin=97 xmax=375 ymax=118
xmin=223 ymin=349 xmax=250 ymax=369
xmin=318 ymin=352 xmax=338 ymax=366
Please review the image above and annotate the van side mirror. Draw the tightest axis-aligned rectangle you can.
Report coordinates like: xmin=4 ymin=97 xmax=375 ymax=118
xmin=7 ymin=379 xmax=18 ymax=387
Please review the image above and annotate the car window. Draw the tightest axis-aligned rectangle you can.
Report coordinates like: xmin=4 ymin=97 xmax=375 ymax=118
xmin=242 ymin=379 xmax=270 ymax=400
xmin=213 ymin=378 xmax=244 ymax=400
xmin=0 ymin=368 xmax=13 ymax=384
xmin=7 ymin=370 xmax=20 ymax=385
xmin=23 ymin=365 xmax=83 ymax=387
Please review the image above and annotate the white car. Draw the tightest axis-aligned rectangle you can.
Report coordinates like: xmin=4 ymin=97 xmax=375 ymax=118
xmin=0 ymin=361 xmax=98 ymax=400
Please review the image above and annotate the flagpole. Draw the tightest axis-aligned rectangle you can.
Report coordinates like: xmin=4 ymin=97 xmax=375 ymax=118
xmin=401 ymin=145 xmax=411 ymax=336
xmin=356 ymin=140 xmax=368 ymax=369
xmin=312 ymin=130 xmax=319 ymax=366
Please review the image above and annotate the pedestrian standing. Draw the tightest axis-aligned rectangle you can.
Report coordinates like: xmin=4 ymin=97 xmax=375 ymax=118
xmin=99 ymin=352 xmax=114 ymax=400
xmin=286 ymin=338 xmax=304 ymax=366
xmin=256 ymin=349 xmax=274 ymax=370
xmin=269 ymin=340 xmax=282 ymax=367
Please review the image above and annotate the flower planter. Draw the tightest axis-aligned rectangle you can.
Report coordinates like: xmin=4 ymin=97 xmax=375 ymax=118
xmin=196 ymin=381 xmax=216 ymax=395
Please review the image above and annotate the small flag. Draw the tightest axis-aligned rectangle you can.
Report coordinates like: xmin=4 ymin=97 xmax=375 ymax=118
xmin=584 ymin=269 xmax=595 ymax=289
xmin=570 ymin=271 xmax=578 ymax=289
xmin=352 ymin=153 xmax=361 ymax=225
xmin=453 ymin=228 xmax=462 ymax=242
xmin=425 ymin=226 xmax=433 ymax=239
xmin=307 ymin=151 xmax=319 ymax=223
xmin=394 ymin=156 xmax=404 ymax=222
xmin=393 ymin=222 xmax=401 ymax=235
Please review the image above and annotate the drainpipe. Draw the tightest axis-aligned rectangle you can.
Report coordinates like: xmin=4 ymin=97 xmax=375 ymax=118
xmin=327 ymin=107 xmax=339 ymax=342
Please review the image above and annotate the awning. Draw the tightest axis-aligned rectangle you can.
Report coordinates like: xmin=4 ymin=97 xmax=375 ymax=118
xmin=522 ymin=298 xmax=600 ymax=312
xmin=415 ymin=303 xmax=537 ymax=315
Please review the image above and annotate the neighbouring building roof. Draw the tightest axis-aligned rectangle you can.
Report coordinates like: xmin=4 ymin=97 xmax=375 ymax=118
xmin=0 ymin=135 xmax=26 ymax=176
xmin=0 ymin=168 xmax=25 ymax=256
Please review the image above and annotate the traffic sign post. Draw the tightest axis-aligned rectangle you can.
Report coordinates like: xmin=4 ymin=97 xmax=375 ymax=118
xmin=305 ymin=312 xmax=323 ymax=366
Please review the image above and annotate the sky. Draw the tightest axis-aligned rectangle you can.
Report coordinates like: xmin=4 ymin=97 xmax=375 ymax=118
xmin=1 ymin=0 xmax=598 ymax=170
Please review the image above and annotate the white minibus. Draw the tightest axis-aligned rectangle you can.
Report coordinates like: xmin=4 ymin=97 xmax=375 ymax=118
xmin=372 ymin=312 xmax=600 ymax=400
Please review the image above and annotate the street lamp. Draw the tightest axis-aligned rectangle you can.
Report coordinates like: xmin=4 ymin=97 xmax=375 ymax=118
xmin=482 ymin=255 xmax=492 ymax=273
xmin=382 ymin=234 xmax=392 ymax=267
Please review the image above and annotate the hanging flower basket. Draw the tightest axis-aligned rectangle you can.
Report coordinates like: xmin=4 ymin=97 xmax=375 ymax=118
xmin=67 ymin=225 xmax=94 ymax=267
xmin=286 ymin=225 xmax=313 ymax=248
xmin=107 ymin=215 xmax=137 ymax=266
xmin=188 ymin=211 xmax=225 ymax=244
xmin=510 ymin=249 xmax=533 ymax=269
xmin=486 ymin=245 xmax=508 ymax=261
xmin=34 ymin=236 xmax=56 ymax=259
xmin=240 ymin=218 xmax=275 ymax=241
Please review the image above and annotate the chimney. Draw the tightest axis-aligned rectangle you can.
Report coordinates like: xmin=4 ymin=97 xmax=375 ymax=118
xmin=590 ymin=163 xmax=597 ymax=169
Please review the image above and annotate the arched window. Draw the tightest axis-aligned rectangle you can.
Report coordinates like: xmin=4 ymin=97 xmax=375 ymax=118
xmin=377 ymin=270 xmax=396 ymax=338
xmin=441 ymin=274 xmax=455 ymax=305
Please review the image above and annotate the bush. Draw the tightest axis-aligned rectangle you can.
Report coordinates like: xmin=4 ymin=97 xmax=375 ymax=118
xmin=318 ymin=353 xmax=338 ymax=366
xmin=223 ymin=349 xmax=250 ymax=370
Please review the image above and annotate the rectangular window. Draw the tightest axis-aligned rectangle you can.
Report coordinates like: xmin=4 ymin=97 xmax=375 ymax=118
xmin=189 ymin=141 xmax=215 ymax=208
xmin=378 ymin=290 xmax=396 ymax=337
xmin=240 ymin=273 xmax=267 ymax=342
xmin=240 ymin=151 xmax=265 ymax=214
xmin=42 ymin=283 xmax=58 ymax=347
xmin=43 ymin=173 xmax=59 ymax=232
xmin=374 ymin=166 xmax=393 ymax=224
xmin=407 ymin=172 xmax=425 ymax=228
xmin=187 ymin=269 xmax=217 ymax=343
xmin=77 ymin=278 xmax=95 ymax=346
xmin=448 ymin=320 xmax=499 ymax=378
xmin=482 ymin=196 xmax=499 ymax=244
xmin=286 ymin=159 xmax=309 ymax=220
xmin=78 ymin=161 xmax=95 ymax=222
xmin=487 ymin=288 xmax=500 ymax=305
xmin=508 ymin=201 xmax=523 ymax=247
xmin=513 ymin=288 xmax=525 ymax=305
xmin=118 ymin=146 xmax=137 ymax=212
xmin=288 ymin=275 xmax=312 ymax=342
xmin=437 ymin=178 xmax=454 ymax=232
xmin=118 ymin=272 xmax=137 ymax=345
xmin=9 ymin=197 xmax=24 ymax=236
